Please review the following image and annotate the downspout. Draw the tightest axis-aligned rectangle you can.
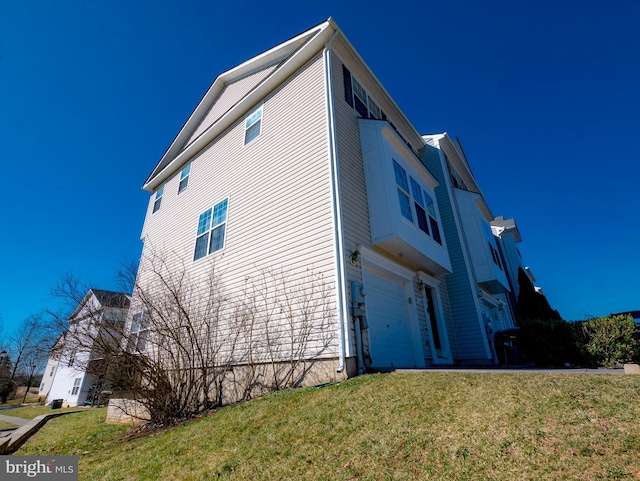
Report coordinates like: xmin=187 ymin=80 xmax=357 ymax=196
xmin=323 ymin=30 xmax=348 ymax=374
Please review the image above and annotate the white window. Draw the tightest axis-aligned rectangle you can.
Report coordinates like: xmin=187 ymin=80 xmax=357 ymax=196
xmin=152 ymin=184 xmax=164 ymax=213
xmin=393 ymin=159 xmax=442 ymax=244
xmin=127 ymin=312 xmax=150 ymax=353
xmin=194 ymin=198 xmax=228 ymax=260
xmin=71 ymin=378 xmax=81 ymax=396
xmin=343 ymin=65 xmax=384 ymax=120
xmin=178 ymin=163 xmax=191 ymax=194
xmin=244 ymin=105 xmax=263 ymax=145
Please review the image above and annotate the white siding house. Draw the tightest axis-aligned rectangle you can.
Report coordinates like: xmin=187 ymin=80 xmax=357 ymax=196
xmin=130 ymin=18 xmax=544 ymax=389
xmin=131 ymin=18 xmax=460 ymax=391
xmin=46 ymin=289 xmax=130 ymax=407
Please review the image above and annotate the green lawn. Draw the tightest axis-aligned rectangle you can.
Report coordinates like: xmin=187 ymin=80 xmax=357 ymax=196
xmin=2 ymin=405 xmax=83 ymax=420
xmin=16 ymin=372 xmax=640 ymax=480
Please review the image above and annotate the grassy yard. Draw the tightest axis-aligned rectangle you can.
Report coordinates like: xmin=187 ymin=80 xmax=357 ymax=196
xmin=15 ymin=372 xmax=640 ymax=480
xmin=2 ymin=405 xmax=83 ymax=420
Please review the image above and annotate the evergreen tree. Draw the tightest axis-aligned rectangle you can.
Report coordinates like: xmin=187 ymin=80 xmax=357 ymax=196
xmin=516 ymin=267 xmax=562 ymax=322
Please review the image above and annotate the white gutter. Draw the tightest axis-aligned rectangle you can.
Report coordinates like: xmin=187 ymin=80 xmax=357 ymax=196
xmin=322 ymin=29 xmax=347 ymax=374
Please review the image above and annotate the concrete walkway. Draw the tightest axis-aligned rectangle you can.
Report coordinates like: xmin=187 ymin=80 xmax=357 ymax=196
xmin=0 ymin=411 xmax=83 ymax=454
xmin=0 ymin=413 xmax=30 ymax=426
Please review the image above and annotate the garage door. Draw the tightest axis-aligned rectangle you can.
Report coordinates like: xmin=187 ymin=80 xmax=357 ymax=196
xmin=364 ymin=268 xmax=417 ymax=368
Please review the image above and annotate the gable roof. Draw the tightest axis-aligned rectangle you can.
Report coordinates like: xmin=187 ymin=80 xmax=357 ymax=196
xmin=69 ymin=288 xmax=131 ymax=320
xmin=143 ymin=18 xmax=337 ymax=192
xmin=423 ymin=133 xmax=495 ymax=221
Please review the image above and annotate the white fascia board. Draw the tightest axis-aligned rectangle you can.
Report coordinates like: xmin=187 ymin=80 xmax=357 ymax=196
xmin=144 ymin=20 xmax=334 ymax=192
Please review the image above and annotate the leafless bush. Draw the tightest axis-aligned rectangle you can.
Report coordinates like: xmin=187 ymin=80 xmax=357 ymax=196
xmin=51 ymin=248 xmax=336 ymax=425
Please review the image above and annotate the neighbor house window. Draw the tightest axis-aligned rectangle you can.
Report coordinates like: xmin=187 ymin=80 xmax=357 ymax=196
xmin=71 ymin=378 xmax=81 ymax=396
xmin=393 ymin=159 xmax=442 ymax=244
xmin=127 ymin=312 xmax=150 ymax=353
xmin=489 ymin=243 xmax=502 ymax=270
xmin=194 ymin=198 xmax=229 ymax=260
xmin=152 ymin=184 xmax=164 ymax=213
xmin=178 ymin=163 xmax=191 ymax=194
xmin=49 ymin=366 xmax=55 ymax=377
xmin=244 ymin=105 xmax=263 ymax=145
xmin=39 ymin=382 xmax=44 ymax=392
xmin=446 ymin=156 xmax=469 ymax=191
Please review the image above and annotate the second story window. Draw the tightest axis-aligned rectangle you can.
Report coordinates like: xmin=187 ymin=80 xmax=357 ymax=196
xmin=343 ymin=65 xmax=383 ymax=120
xmin=127 ymin=312 xmax=150 ymax=353
xmin=152 ymin=184 xmax=164 ymax=213
xmin=244 ymin=105 xmax=263 ymax=145
xmin=194 ymin=198 xmax=229 ymax=261
xmin=178 ymin=164 xmax=191 ymax=194
xmin=393 ymin=159 xmax=442 ymax=245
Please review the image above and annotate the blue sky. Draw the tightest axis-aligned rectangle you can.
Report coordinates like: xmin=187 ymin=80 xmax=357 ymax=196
xmin=1 ymin=0 xmax=638 ymax=337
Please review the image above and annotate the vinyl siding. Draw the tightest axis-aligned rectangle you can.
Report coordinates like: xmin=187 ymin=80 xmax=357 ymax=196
xmin=182 ymin=64 xmax=278 ymax=150
xmin=420 ymin=143 xmax=488 ymax=360
xmin=329 ymin=39 xmax=446 ymax=364
xmin=138 ymin=53 xmax=339 ymax=363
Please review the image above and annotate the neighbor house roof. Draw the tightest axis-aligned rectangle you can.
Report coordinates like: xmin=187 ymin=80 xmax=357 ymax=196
xmin=69 ymin=289 xmax=131 ymax=320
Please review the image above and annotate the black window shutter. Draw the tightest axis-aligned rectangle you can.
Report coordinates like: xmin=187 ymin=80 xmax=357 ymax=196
xmin=343 ymin=65 xmax=353 ymax=107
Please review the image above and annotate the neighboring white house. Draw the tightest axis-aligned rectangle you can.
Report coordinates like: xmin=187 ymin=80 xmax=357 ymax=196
xmin=129 ymin=17 xmax=544 ymax=389
xmin=38 ymin=355 xmax=59 ymax=402
xmin=46 ymin=289 xmax=130 ymax=407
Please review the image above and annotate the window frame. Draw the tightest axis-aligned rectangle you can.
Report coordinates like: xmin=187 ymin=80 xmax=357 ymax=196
xmin=127 ymin=311 xmax=150 ymax=353
xmin=393 ymin=158 xmax=442 ymax=245
xmin=194 ymin=198 xmax=229 ymax=261
xmin=178 ymin=163 xmax=191 ymax=194
xmin=71 ymin=377 xmax=81 ymax=396
xmin=244 ymin=104 xmax=263 ymax=145
xmin=152 ymin=184 xmax=164 ymax=213
xmin=343 ymin=66 xmax=384 ymax=120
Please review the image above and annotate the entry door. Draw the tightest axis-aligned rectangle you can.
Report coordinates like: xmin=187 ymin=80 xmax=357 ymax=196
xmin=364 ymin=268 xmax=417 ymax=368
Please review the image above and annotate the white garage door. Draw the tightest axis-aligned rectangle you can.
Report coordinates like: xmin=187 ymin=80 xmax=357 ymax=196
xmin=364 ymin=268 xmax=417 ymax=368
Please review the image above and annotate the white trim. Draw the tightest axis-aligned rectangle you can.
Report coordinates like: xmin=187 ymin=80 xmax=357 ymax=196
xmin=417 ymin=271 xmax=453 ymax=364
xmin=323 ymin=32 xmax=348 ymax=373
